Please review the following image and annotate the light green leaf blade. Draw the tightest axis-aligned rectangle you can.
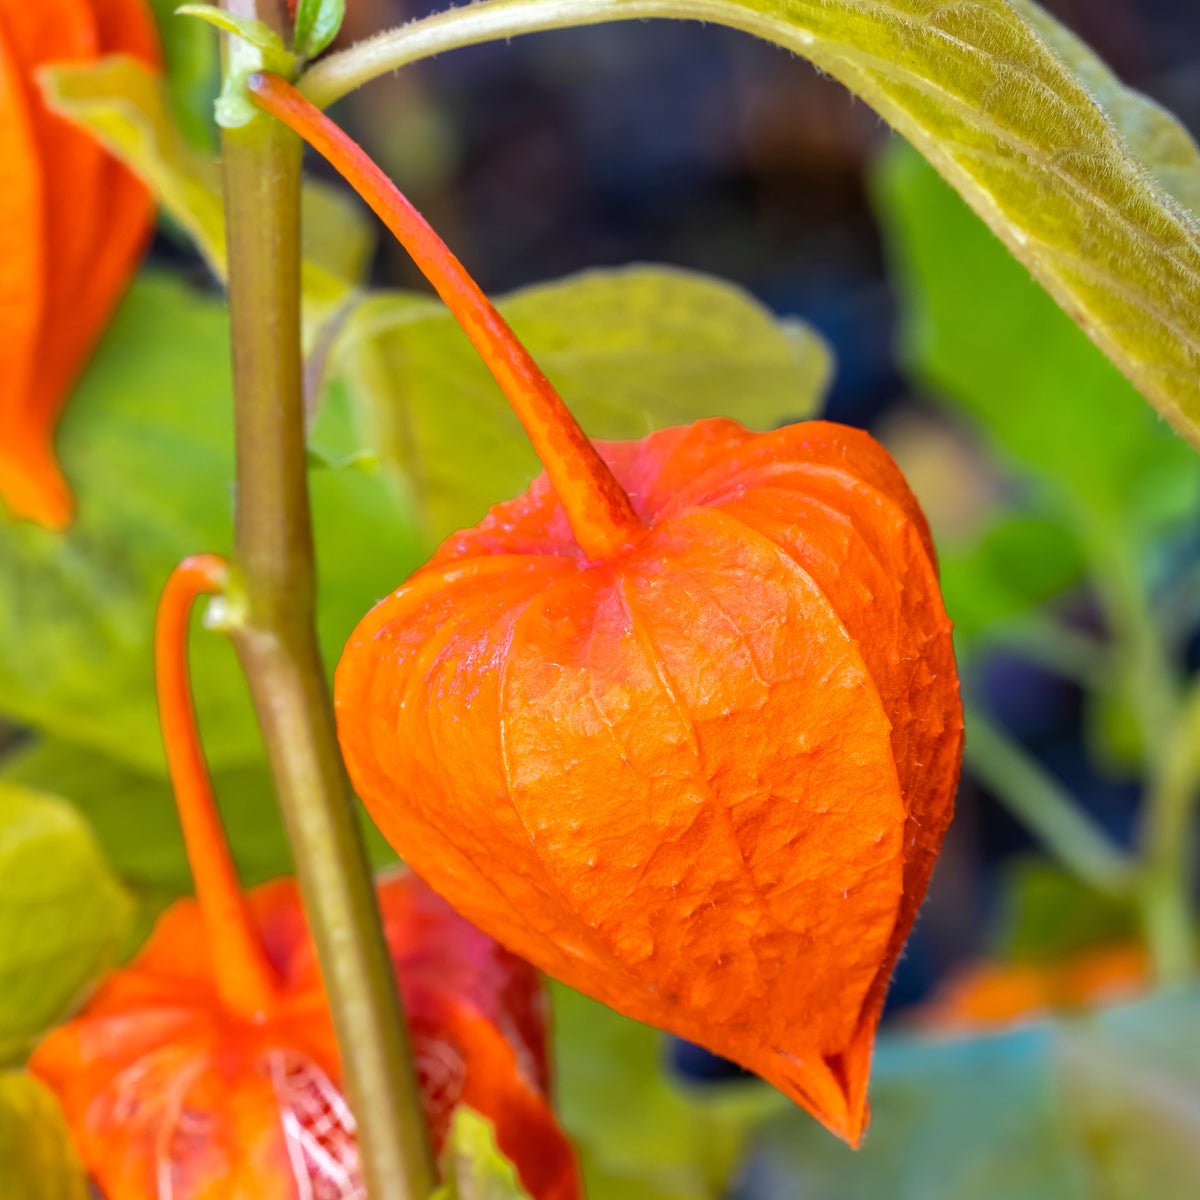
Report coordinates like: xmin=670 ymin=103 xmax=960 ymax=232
xmin=295 ymin=0 xmax=346 ymax=61
xmin=337 ymin=266 xmax=832 ymax=547
xmin=0 ymin=784 xmax=132 ymax=1065
xmin=40 ymin=55 xmax=225 ymax=275
xmin=753 ymin=987 xmax=1200 ymax=1200
xmin=553 ymin=983 xmax=781 ymax=1200
xmin=307 ymin=0 xmax=1200 ymax=445
xmin=0 ymin=273 xmax=425 ymax=776
xmin=174 ymin=5 xmax=296 ymax=75
xmin=39 ymin=57 xmax=375 ymax=322
xmin=0 ymin=1073 xmax=88 ymax=1200
xmin=432 ymin=1108 xmax=534 ymax=1200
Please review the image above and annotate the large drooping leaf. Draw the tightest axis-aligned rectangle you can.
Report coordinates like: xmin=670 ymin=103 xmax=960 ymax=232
xmin=0 ymin=1073 xmax=88 ymax=1200
xmin=304 ymin=0 xmax=1200 ymax=446
xmin=336 ymin=267 xmax=832 ymax=546
xmin=432 ymin=1108 xmax=534 ymax=1200
xmin=0 ymin=273 xmax=425 ymax=776
xmin=750 ymin=987 xmax=1200 ymax=1200
xmin=552 ymin=983 xmax=781 ymax=1200
xmin=0 ymin=738 xmax=397 ymax=898
xmin=0 ymin=784 xmax=132 ymax=1065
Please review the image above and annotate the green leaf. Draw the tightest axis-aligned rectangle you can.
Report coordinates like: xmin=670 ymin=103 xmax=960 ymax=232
xmin=873 ymin=139 xmax=1200 ymax=531
xmin=174 ymin=5 xmax=295 ymax=71
xmin=0 ymin=783 xmax=132 ymax=1065
xmin=336 ymin=266 xmax=832 ymax=548
xmin=432 ymin=1108 xmax=534 ymax=1200
xmin=992 ymin=859 xmax=1140 ymax=965
xmin=40 ymin=57 xmax=373 ymax=321
xmin=41 ymin=56 xmax=225 ymax=275
xmin=149 ymin=0 xmax=220 ymax=150
xmin=0 ymin=738 xmax=397 ymax=898
xmin=0 ymin=273 xmax=425 ymax=777
xmin=553 ymin=983 xmax=781 ymax=1200
xmin=938 ymin=515 xmax=1086 ymax=647
xmin=294 ymin=0 xmax=346 ymax=61
xmin=0 ymin=1073 xmax=88 ymax=1200
xmin=301 ymin=178 xmax=376 ymax=303
xmin=754 ymin=987 xmax=1200 ymax=1200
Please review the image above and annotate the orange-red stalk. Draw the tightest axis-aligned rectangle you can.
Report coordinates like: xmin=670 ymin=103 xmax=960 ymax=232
xmin=154 ymin=554 xmax=281 ymax=1018
xmin=247 ymin=70 xmax=643 ymax=562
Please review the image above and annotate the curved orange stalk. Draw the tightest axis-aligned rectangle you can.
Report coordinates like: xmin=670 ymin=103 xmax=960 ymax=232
xmin=154 ymin=554 xmax=280 ymax=1018
xmin=247 ymin=70 xmax=643 ymax=562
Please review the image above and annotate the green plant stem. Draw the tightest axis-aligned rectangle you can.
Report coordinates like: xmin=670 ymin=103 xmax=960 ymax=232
xmin=1079 ymin=517 xmax=1197 ymax=983
xmin=1138 ymin=679 xmax=1200 ymax=984
xmin=219 ymin=4 xmax=435 ymax=1197
xmin=964 ymin=708 xmax=1135 ymax=897
xmin=298 ymin=0 xmax=785 ymax=109
xmin=1084 ymin=521 xmax=1177 ymax=767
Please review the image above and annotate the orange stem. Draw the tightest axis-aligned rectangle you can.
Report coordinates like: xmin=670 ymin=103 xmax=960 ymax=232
xmin=155 ymin=555 xmax=280 ymax=1019
xmin=247 ymin=70 xmax=644 ymax=561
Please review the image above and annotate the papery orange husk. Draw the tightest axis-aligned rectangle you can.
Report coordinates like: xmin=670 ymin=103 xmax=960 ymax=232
xmin=336 ymin=417 xmax=964 ymax=1145
xmin=0 ymin=0 xmax=160 ymax=529
xmin=918 ymin=942 xmax=1149 ymax=1034
xmin=29 ymin=869 xmax=581 ymax=1200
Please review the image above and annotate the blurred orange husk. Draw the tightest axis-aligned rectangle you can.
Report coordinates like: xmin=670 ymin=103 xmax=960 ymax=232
xmin=30 ymin=870 xmax=582 ymax=1200
xmin=918 ymin=943 xmax=1150 ymax=1034
xmin=0 ymin=0 xmax=160 ymax=529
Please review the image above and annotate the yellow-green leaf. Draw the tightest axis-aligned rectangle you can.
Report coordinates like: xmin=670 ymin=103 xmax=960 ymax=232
xmin=0 ymin=784 xmax=132 ymax=1065
xmin=335 ymin=266 xmax=832 ymax=547
xmin=41 ymin=55 xmax=225 ymax=274
xmin=305 ymin=0 xmax=1200 ymax=446
xmin=0 ymin=1073 xmax=88 ymax=1200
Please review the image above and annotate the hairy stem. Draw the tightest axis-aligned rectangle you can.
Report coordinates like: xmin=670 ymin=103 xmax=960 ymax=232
xmin=220 ymin=4 xmax=435 ymax=1196
xmin=299 ymin=0 xmax=679 ymax=109
xmin=964 ymin=708 xmax=1135 ymax=898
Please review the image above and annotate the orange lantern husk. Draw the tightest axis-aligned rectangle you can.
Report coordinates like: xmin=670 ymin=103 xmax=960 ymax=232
xmin=248 ymin=73 xmax=964 ymax=1147
xmin=29 ymin=555 xmax=582 ymax=1200
xmin=0 ymin=0 xmax=160 ymax=529
xmin=918 ymin=942 xmax=1150 ymax=1034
